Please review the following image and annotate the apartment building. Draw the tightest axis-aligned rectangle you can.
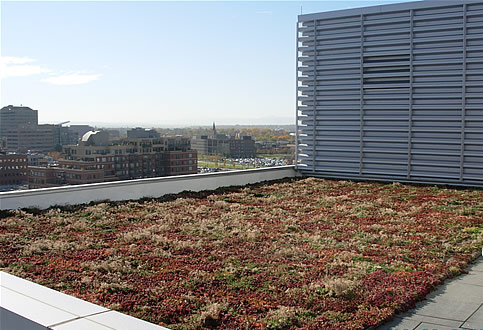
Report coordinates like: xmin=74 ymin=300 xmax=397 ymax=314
xmin=27 ymin=153 xmax=52 ymax=167
xmin=60 ymin=132 xmax=197 ymax=182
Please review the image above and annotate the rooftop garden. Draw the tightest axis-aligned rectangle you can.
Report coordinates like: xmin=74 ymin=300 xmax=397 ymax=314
xmin=1 ymin=178 xmax=482 ymax=329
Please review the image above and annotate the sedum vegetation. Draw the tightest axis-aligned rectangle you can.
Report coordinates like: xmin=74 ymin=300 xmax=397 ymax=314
xmin=1 ymin=178 xmax=482 ymax=329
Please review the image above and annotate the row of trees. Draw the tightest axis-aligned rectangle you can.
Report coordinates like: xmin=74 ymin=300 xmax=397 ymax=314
xmin=156 ymin=127 xmax=295 ymax=143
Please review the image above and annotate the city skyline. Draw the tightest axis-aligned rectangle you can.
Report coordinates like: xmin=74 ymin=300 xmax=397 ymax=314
xmin=1 ymin=0 xmax=411 ymax=127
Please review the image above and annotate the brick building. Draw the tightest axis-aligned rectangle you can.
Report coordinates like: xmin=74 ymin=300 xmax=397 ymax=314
xmin=0 ymin=154 xmax=28 ymax=187
xmin=228 ymin=136 xmax=256 ymax=158
xmin=60 ymin=133 xmax=197 ymax=182
xmin=28 ymin=131 xmax=198 ymax=188
xmin=28 ymin=166 xmax=104 ymax=189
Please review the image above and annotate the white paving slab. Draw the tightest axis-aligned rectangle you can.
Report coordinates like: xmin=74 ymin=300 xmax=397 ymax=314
xmin=0 ymin=271 xmax=167 ymax=330
xmin=86 ymin=310 xmax=168 ymax=330
xmin=51 ymin=316 xmax=114 ymax=330
xmin=0 ymin=286 xmax=78 ymax=327
xmin=0 ymin=272 xmax=108 ymax=317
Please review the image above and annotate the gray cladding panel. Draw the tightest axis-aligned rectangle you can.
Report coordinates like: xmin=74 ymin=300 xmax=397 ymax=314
xmin=296 ymin=0 xmax=483 ymax=186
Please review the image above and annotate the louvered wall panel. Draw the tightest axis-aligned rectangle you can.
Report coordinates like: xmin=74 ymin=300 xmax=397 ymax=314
xmin=296 ymin=0 xmax=483 ymax=187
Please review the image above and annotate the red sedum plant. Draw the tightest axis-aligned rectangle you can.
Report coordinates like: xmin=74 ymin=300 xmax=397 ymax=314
xmin=1 ymin=178 xmax=482 ymax=329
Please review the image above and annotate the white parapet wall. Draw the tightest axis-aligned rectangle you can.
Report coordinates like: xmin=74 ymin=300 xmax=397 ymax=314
xmin=0 ymin=166 xmax=299 ymax=210
xmin=0 ymin=271 xmax=168 ymax=330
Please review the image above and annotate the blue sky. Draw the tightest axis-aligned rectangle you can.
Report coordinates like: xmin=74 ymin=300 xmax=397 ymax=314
xmin=1 ymin=0 xmax=412 ymax=127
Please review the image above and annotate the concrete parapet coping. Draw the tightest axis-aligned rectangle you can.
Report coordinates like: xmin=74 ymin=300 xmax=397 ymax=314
xmin=0 ymin=271 xmax=168 ymax=330
xmin=0 ymin=166 xmax=299 ymax=210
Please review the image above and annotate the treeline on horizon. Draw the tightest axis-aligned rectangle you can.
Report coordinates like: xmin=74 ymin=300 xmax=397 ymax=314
xmin=154 ymin=127 xmax=295 ymax=142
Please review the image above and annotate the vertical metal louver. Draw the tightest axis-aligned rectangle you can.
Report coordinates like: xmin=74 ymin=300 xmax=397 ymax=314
xmin=296 ymin=0 xmax=483 ymax=187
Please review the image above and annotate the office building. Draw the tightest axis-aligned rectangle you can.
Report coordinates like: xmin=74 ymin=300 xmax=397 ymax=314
xmin=60 ymin=132 xmax=197 ymax=183
xmin=0 ymin=105 xmax=80 ymax=152
xmin=191 ymin=123 xmax=256 ymax=157
xmin=0 ymin=105 xmax=38 ymax=137
xmin=0 ymin=105 xmax=40 ymax=152
xmin=15 ymin=124 xmax=56 ymax=153
xmin=68 ymin=125 xmax=94 ymax=139
xmin=229 ymin=135 xmax=256 ymax=158
xmin=191 ymin=135 xmax=230 ymax=155
xmin=127 ymin=127 xmax=160 ymax=139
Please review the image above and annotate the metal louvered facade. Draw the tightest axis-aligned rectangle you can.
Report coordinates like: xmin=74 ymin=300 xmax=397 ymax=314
xmin=296 ymin=0 xmax=483 ymax=187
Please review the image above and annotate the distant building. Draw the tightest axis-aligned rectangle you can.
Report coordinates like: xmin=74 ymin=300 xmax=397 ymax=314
xmin=191 ymin=135 xmax=230 ymax=155
xmin=80 ymin=130 xmax=110 ymax=146
xmin=55 ymin=125 xmax=79 ymax=150
xmin=229 ymin=136 xmax=256 ymax=158
xmin=27 ymin=153 xmax=52 ymax=167
xmin=0 ymin=105 xmax=40 ymax=152
xmin=191 ymin=123 xmax=255 ymax=157
xmin=0 ymin=105 xmax=38 ymax=137
xmin=255 ymin=140 xmax=294 ymax=154
xmin=59 ymin=133 xmax=197 ymax=183
xmin=0 ymin=153 xmax=28 ymax=188
xmin=15 ymin=124 xmax=56 ymax=153
xmin=127 ymin=127 xmax=160 ymax=139
xmin=16 ymin=124 xmax=79 ymax=153
xmin=68 ymin=125 xmax=94 ymax=140
xmin=0 ymin=105 xmax=79 ymax=152
xmin=28 ymin=166 xmax=104 ymax=189
xmin=28 ymin=129 xmax=198 ymax=188
xmin=105 ymin=129 xmax=121 ymax=138
xmin=0 ymin=138 xmax=7 ymax=152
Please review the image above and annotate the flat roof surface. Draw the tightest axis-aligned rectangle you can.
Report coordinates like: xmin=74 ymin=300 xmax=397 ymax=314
xmin=1 ymin=178 xmax=482 ymax=328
